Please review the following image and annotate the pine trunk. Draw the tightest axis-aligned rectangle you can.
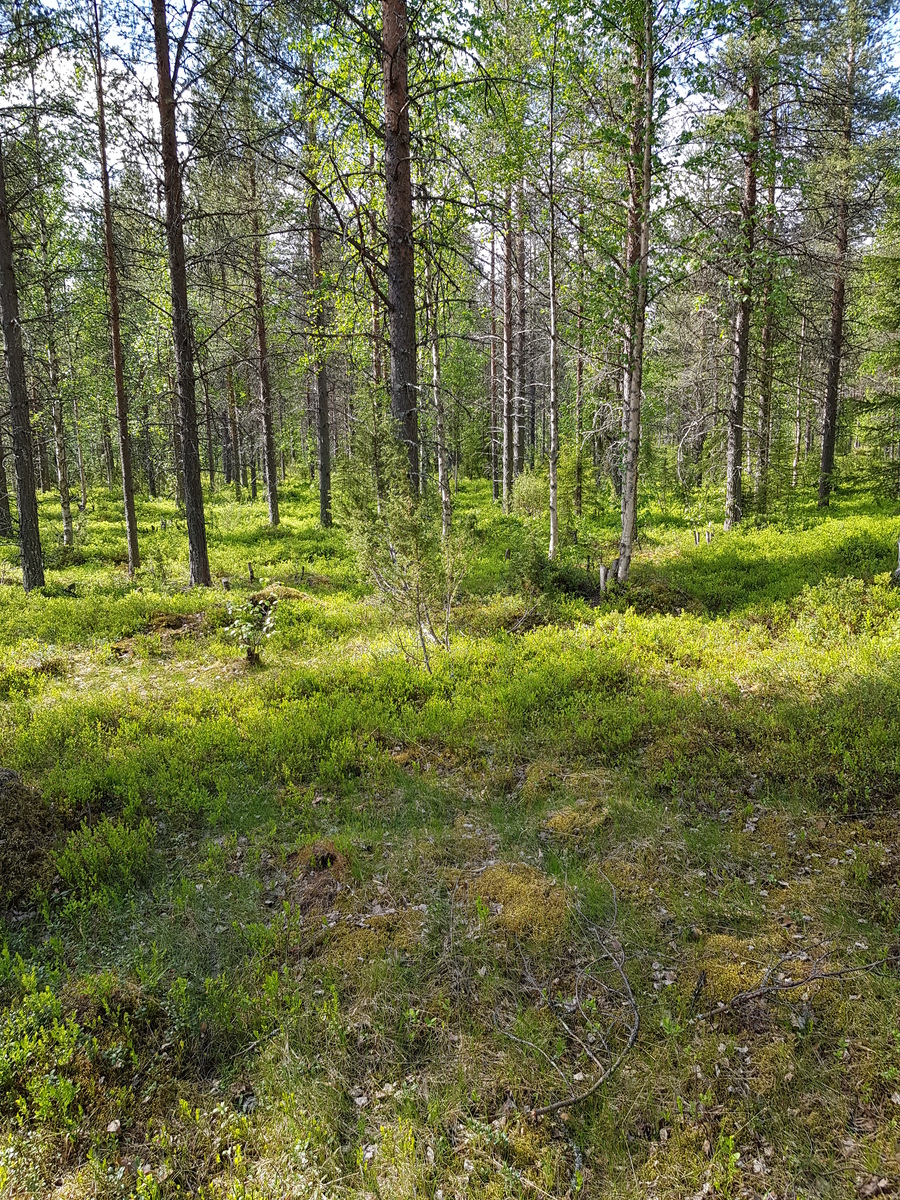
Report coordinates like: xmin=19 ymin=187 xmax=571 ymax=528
xmin=152 ymin=0 xmax=210 ymax=585
xmin=382 ymin=0 xmax=418 ymax=489
xmin=0 ymin=142 xmax=44 ymax=590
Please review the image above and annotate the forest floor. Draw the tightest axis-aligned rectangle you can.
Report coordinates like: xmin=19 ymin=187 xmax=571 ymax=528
xmin=1 ymin=477 xmax=900 ymax=1199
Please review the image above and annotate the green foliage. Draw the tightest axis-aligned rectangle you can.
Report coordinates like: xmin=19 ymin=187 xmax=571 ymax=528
xmin=56 ymin=816 xmax=156 ymax=901
xmin=0 ymin=984 xmax=80 ymax=1129
xmin=1 ymin=480 xmax=899 ymax=1197
xmin=337 ymin=457 xmax=472 ymax=670
xmin=225 ymin=596 xmax=278 ymax=664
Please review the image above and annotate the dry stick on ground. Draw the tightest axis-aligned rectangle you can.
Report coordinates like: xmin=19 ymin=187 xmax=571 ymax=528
xmin=690 ymin=954 xmax=898 ymax=1025
xmin=502 ymin=882 xmax=639 ymax=1121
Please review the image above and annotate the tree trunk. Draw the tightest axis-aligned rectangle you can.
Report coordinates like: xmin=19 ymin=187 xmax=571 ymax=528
xmin=819 ymin=38 xmax=856 ymax=508
xmin=151 ymin=0 xmax=210 ymax=585
xmin=724 ymin=38 xmax=760 ymax=531
xmin=382 ymin=0 xmax=418 ymax=489
xmin=490 ymin=229 xmax=499 ymax=500
xmin=425 ymin=241 xmax=451 ymax=538
xmin=308 ymin=177 xmax=331 ymax=527
xmin=575 ymin=179 xmax=585 ymax=517
xmin=755 ymin=93 xmax=777 ymax=515
xmin=94 ymin=0 xmax=139 ymax=573
xmin=791 ymin=314 xmax=806 ymax=487
xmin=250 ymin=178 xmax=279 ymax=526
xmin=71 ymin=389 xmax=88 ymax=510
xmin=226 ymin=366 xmax=242 ymax=500
xmin=502 ymin=188 xmax=514 ymax=510
xmin=515 ymin=183 xmax=526 ymax=478
xmin=618 ymin=1 xmax=654 ymax=583
xmin=548 ymin=50 xmax=560 ymax=562
xmin=0 ymin=142 xmax=44 ymax=590
xmin=0 ymin=422 xmax=13 ymax=539
xmin=32 ymin=387 xmax=51 ymax=492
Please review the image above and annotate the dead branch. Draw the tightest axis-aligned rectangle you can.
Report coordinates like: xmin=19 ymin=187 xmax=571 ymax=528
xmin=690 ymin=954 xmax=898 ymax=1024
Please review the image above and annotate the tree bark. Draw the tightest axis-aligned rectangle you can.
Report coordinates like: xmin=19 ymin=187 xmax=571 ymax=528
xmin=308 ymin=174 xmax=331 ymax=527
xmin=502 ymin=188 xmax=514 ymax=510
xmin=515 ymin=183 xmax=526 ymax=478
xmin=490 ymin=230 xmax=499 ymax=501
xmin=151 ymin=0 xmax=210 ymax=585
xmin=249 ymin=166 xmax=279 ymax=526
xmin=226 ymin=366 xmax=242 ymax=500
xmin=548 ymin=50 xmax=560 ymax=562
xmin=724 ymin=35 xmax=760 ymax=531
xmin=425 ymin=238 xmax=451 ymax=537
xmin=382 ymin=0 xmax=418 ymax=489
xmin=0 ymin=142 xmax=44 ymax=590
xmin=819 ymin=38 xmax=856 ymax=508
xmin=791 ymin=313 xmax=806 ymax=487
xmin=0 ymin=423 xmax=13 ymax=539
xmin=618 ymin=0 xmax=654 ymax=583
xmin=93 ymin=0 xmax=139 ymax=573
xmin=755 ymin=93 xmax=777 ymax=514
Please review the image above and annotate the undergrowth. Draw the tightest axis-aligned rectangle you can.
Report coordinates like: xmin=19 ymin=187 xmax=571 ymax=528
xmin=0 ymin=477 xmax=898 ymax=1198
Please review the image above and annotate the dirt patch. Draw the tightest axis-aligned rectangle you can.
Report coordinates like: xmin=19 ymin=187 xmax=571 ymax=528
xmin=148 ymin=612 xmax=206 ymax=638
xmin=286 ymin=840 xmax=348 ymax=916
xmin=0 ymin=768 xmax=62 ymax=915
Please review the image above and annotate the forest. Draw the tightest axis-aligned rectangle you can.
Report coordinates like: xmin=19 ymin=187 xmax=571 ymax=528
xmin=1 ymin=0 xmax=900 ymax=1194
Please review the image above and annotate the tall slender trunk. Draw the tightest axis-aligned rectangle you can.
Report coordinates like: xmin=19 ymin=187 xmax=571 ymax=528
xmin=425 ymin=239 xmax=451 ymax=537
xmin=308 ymin=168 xmax=331 ymax=527
xmin=143 ymin=397 xmax=157 ymax=498
xmin=200 ymin=370 xmax=215 ymax=491
xmin=819 ymin=38 xmax=856 ymax=508
xmin=93 ymin=0 xmax=138 ymax=572
xmin=70 ymin=379 xmax=88 ymax=511
xmin=515 ymin=183 xmax=526 ymax=477
xmin=548 ymin=46 xmax=560 ymax=562
xmin=101 ymin=404 xmax=115 ymax=488
xmin=724 ymin=33 xmax=760 ymax=531
xmin=575 ymin=177 xmax=585 ymax=517
xmin=382 ymin=0 xmax=418 ymax=488
xmin=791 ymin=314 xmax=806 ymax=487
xmin=40 ymin=268 xmax=72 ymax=546
xmin=490 ymin=230 xmax=499 ymax=500
xmin=755 ymin=92 xmax=777 ymax=515
xmin=618 ymin=0 xmax=654 ymax=583
xmin=32 ymin=387 xmax=51 ymax=492
xmin=226 ymin=366 xmax=242 ymax=500
xmin=502 ymin=187 xmax=514 ymax=510
xmin=0 ymin=423 xmax=13 ymax=538
xmin=29 ymin=86 xmax=72 ymax=549
xmin=249 ymin=167 xmax=279 ymax=526
xmin=0 ymin=142 xmax=44 ymax=590
xmin=151 ymin=0 xmax=210 ymax=585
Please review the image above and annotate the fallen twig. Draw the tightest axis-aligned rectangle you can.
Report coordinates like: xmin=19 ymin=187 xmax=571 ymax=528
xmin=690 ymin=954 xmax=897 ymax=1024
